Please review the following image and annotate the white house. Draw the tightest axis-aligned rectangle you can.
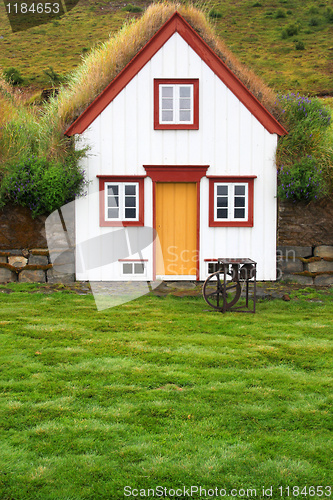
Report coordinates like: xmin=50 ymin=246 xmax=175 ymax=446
xmin=65 ymin=12 xmax=287 ymax=282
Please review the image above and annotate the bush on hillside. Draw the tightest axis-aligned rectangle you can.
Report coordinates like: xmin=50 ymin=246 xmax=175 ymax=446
xmin=0 ymin=153 xmax=88 ymax=217
xmin=295 ymin=41 xmax=305 ymax=50
xmin=3 ymin=67 xmax=24 ymax=86
xmin=209 ymin=9 xmax=223 ymax=19
xmin=276 ymin=94 xmax=332 ymax=202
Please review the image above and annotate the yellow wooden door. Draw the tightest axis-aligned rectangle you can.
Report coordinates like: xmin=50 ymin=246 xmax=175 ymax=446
xmin=156 ymin=182 xmax=197 ymax=276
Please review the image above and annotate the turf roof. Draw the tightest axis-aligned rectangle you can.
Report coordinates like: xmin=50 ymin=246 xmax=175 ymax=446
xmin=50 ymin=2 xmax=282 ymax=133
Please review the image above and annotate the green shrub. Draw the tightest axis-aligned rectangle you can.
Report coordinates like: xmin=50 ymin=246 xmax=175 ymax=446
xmin=43 ymin=66 xmax=64 ymax=86
xmin=276 ymin=94 xmax=333 ymax=201
xmin=277 ymin=157 xmax=326 ymax=201
xmin=121 ymin=4 xmax=143 ymax=13
xmin=209 ymin=9 xmax=223 ymax=19
xmin=285 ymin=23 xmax=299 ymax=36
xmin=309 ymin=17 xmax=319 ymax=26
xmin=295 ymin=40 xmax=305 ymax=50
xmin=308 ymin=6 xmax=319 ymax=15
xmin=282 ymin=23 xmax=300 ymax=38
xmin=324 ymin=8 xmax=333 ymax=22
xmin=3 ymin=67 xmax=24 ymax=86
xmin=252 ymin=2 xmax=262 ymax=7
xmin=275 ymin=8 xmax=286 ymax=18
xmin=0 ymin=153 xmax=88 ymax=217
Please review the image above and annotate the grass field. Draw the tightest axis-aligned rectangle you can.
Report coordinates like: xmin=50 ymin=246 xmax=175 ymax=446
xmin=0 ymin=0 xmax=332 ymax=93
xmin=0 ymin=286 xmax=332 ymax=499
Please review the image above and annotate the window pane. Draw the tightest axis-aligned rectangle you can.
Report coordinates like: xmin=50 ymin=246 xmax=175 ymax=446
xmin=125 ymin=185 xmax=136 ymax=195
xmin=234 ymin=197 xmax=245 ymax=207
xmin=179 ymin=110 xmax=191 ymax=121
xmin=108 ymin=185 xmax=118 ymax=195
xmin=161 ymin=86 xmax=173 ymax=97
xmin=123 ymin=263 xmax=132 ymax=274
xmin=162 ymin=98 xmax=173 ymax=110
xmin=208 ymin=263 xmax=219 ymax=274
xmin=217 ymin=185 xmax=228 ymax=196
xmin=162 ymin=110 xmax=173 ymax=122
xmin=108 ymin=208 xmax=119 ymax=219
xmin=125 ymin=196 xmax=136 ymax=208
xmin=217 ymin=197 xmax=228 ymax=208
xmin=179 ymin=86 xmax=191 ymax=97
xmin=134 ymin=263 xmax=145 ymax=274
xmin=179 ymin=98 xmax=191 ymax=110
xmin=234 ymin=208 xmax=245 ymax=219
xmin=235 ymin=185 xmax=245 ymax=195
xmin=107 ymin=196 xmax=118 ymax=208
xmin=125 ymin=208 xmax=136 ymax=219
xmin=217 ymin=208 xmax=228 ymax=219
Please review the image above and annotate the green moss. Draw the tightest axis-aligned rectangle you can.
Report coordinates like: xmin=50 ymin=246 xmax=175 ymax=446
xmin=0 ymin=262 xmax=52 ymax=273
xmin=298 ymin=256 xmax=321 ymax=263
xmin=30 ymin=249 xmax=49 ymax=256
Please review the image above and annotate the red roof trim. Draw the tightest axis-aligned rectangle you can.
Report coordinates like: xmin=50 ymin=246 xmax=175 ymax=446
xmin=65 ymin=12 xmax=287 ymax=137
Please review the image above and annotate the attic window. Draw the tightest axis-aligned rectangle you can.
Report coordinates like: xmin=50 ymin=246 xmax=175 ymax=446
xmin=154 ymin=79 xmax=199 ymax=130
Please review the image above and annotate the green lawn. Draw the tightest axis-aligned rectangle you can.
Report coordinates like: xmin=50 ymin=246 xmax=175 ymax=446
xmin=0 ymin=287 xmax=332 ymax=499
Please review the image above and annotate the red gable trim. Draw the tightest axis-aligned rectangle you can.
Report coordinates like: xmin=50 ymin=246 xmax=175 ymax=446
xmin=65 ymin=12 xmax=287 ymax=137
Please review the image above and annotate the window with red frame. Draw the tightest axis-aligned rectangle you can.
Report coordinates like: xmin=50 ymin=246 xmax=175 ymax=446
xmin=98 ymin=176 xmax=145 ymax=227
xmin=154 ymin=79 xmax=199 ymax=130
xmin=208 ymin=177 xmax=256 ymax=227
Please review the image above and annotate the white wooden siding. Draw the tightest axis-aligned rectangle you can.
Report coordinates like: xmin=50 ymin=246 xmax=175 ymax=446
xmin=76 ymin=32 xmax=278 ymax=281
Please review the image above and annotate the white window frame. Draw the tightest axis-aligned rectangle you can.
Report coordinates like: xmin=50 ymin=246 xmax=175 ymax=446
xmin=105 ymin=182 xmax=139 ymax=222
xmin=214 ymin=182 xmax=248 ymax=222
xmin=159 ymin=83 xmax=194 ymax=125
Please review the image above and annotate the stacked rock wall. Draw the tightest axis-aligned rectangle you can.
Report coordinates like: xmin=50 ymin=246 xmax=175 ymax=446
xmin=0 ymin=248 xmax=75 ymax=283
xmin=0 ymin=204 xmax=75 ymax=284
xmin=277 ymin=245 xmax=333 ymax=285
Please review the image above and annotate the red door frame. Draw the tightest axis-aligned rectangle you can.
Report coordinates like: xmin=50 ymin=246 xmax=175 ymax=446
xmin=143 ymin=166 xmax=209 ymax=280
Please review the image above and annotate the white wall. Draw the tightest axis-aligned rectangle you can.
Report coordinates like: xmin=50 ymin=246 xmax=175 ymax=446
xmin=76 ymin=33 xmax=278 ymax=281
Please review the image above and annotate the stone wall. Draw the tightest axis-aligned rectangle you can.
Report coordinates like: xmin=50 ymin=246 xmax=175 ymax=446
xmin=0 ymin=248 xmax=75 ymax=283
xmin=0 ymin=204 xmax=47 ymax=250
xmin=278 ymin=198 xmax=333 ymax=246
xmin=277 ymin=245 xmax=333 ymax=285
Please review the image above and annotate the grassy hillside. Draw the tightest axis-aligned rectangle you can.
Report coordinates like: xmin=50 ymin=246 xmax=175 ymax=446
xmin=0 ymin=0 xmax=332 ymax=94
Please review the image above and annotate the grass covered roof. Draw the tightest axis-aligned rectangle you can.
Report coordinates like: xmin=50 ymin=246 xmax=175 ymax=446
xmin=51 ymin=2 xmax=279 ymax=132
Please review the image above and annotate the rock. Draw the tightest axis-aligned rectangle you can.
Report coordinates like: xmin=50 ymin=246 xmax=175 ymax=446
xmin=8 ymin=256 xmax=28 ymax=267
xmin=282 ymin=274 xmax=314 ymax=285
xmin=307 ymin=260 xmax=333 ymax=273
xmin=277 ymin=259 xmax=303 ymax=273
xmin=28 ymin=255 xmax=49 ymax=266
xmin=314 ymin=274 xmax=333 ymax=286
xmin=277 ymin=246 xmax=312 ymax=259
xmin=0 ymin=268 xmax=17 ymax=283
xmin=49 ymin=250 xmax=75 ymax=265
xmin=314 ymin=245 xmax=333 ymax=259
xmin=19 ymin=270 xmax=46 ymax=283
xmin=47 ymin=269 xmax=75 ymax=283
